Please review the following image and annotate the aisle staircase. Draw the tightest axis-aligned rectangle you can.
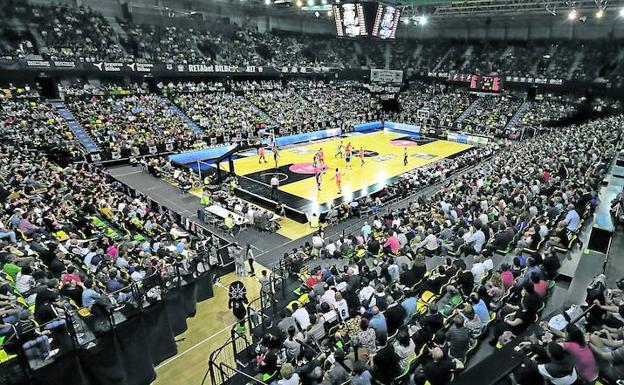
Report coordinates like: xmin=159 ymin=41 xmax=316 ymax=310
xmin=162 ymin=98 xmax=204 ymax=135
xmin=432 ymin=46 xmax=454 ymax=73
xmin=454 ymin=97 xmax=483 ymax=127
xmin=384 ymin=44 xmax=392 ymax=69
xmin=50 ymin=101 xmax=100 ymax=153
xmin=505 ymin=101 xmax=530 ymax=131
xmin=567 ymin=51 xmax=584 ymax=80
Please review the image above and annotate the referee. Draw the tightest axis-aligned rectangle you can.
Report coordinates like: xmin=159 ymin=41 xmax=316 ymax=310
xmin=270 ymin=174 xmax=279 ymax=201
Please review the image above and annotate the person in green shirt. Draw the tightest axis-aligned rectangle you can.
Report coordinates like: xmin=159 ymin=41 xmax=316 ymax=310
xmin=200 ymin=190 xmax=211 ymax=206
xmin=224 ymin=214 xmax=235 ymax=235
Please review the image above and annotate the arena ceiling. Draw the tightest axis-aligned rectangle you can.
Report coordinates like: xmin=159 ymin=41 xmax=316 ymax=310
xmin=374 ymin=0 xmax=624 ymax=20
xmin=383 ymin=0 xmax=622 ymax=18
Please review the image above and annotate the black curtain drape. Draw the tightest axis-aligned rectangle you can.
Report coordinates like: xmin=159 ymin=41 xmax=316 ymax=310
xmin=78 ymin=331 xmax=128 ymax=385
xmin=32 ymin=354 xmax=90 ymax=385
xmin=115 ymin=316 xmax=156 ymax=385
xmin=27 ymin=271 xmax=216 ymax=385
xmin=165 ymin=287 xmax=188 ymax=335
xmin=142 ymin=301 xmax=177 ymax=365
xmin=180 ymin=278 xmax=198 ymax=317
xmin=196 ymin=271 xmax=214 ymax=301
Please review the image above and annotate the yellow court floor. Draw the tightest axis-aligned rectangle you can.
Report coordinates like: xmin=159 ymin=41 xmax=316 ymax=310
xmin=230 ymin=131 xmax=472 ymax=205
xmin=153 ymin=265 xmax=266 ymax=385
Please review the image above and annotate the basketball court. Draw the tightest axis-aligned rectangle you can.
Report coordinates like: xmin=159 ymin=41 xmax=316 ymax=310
xmin=228 ymin=131 xmax=472 ymax=212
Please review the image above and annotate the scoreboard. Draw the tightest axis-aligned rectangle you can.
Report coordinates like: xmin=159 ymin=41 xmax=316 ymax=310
xmin=470 ymin=75 xmax=503 ymax=92
xmin=371 ymin=4 xmax=401 ymax=39
xmin=448 ymin=73 xmax=503 ymax=92
xmin=333 ymin=2 xmax=401 ymax=39
xmin=333 ymin=3 xmax=367 ymax=38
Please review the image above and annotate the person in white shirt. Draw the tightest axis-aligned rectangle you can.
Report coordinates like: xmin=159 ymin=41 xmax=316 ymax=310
xmin=325 ymin=240 xmax=337 ymax=256
xmin=359 ymin=282 xmax=375 ymax=305
xmin=470 ymin=255 xmax=493 ymax=284
xmin=465 ymin=226 xmax=486 ymax=255
xmin=416 ymin=228 xmax=439 ymax=256
xmin=292 ymin=302 xmax=311 ymax=330
xmin=335 ymin=292 xmax=349 ymax=321
xmin=15 ymin=266 xmax=35 ymax=295
xmin=320 ymin=285 xmax=337 ymax=307
xmin=277 ymin=364 xmax=300 ymax=385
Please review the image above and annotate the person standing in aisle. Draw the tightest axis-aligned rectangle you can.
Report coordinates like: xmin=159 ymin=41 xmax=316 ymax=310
xmin=246 ymin=243 xmax=256 ymax=276
xmin=259 ymin=270 xmax=273 ymax=306
xmin=232 ymin=244 xmax=246 ymax=277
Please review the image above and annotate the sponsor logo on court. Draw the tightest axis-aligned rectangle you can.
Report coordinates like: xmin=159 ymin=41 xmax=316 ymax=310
xmin=390 ymin=139 xmax=418 ymax=147
xmin=289 ymin=163 xmax=327 ymax=175
xmin=411 ymin=153 xmax=437 ymax=159
xmin=373 ymin=154 xmax=397 ymax=162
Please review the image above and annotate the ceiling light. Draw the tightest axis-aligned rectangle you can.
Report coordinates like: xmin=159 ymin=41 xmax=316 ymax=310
xmin=620 ymin=8 xmax=624 ymax=17
xmin=296 ymin=0 xmax=303 ymax=7
xmin=327 ymin=10 xmax=333 ymax=17
xmin=321 ymin=0 xmax=327 ymax=4
xmin=420 ymin=15 xmax=428 ymax=25
xmin=596 ymin=9 xmax=604 ymax=18
xmin=402 ymin=17 xmax=410 ymax=25
xmin=568 ymin=9 xmax=577 ymax=20
xmin=307 ymin=0 xmax=315 ymax=6
xmin=314 ymin=11 xmax=320 ymax=18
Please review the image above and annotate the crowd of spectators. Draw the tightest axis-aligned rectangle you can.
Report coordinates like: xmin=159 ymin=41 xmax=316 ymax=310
xmin=120 ymin=24 xmax=205 ymax=64
xmin=510 ymin=274 xmax=624 ymax=385
xmin=389 ymin=83 xmax=473 ymax=129
xmin=0 ymin=132 xmax=218 ymax=366
xmin=0 ymin=98 xmax=84 ymax=161
xmin=519 ymin=96 xmax=578 ymax=130
xmin=173 ymin=92 xmax=267 ymax=143
xmin=459 ymin=95 xmax=525 ymax=139
xmin=67 ymin=94 xmax=204 ymax=154
xmin=246 ymin=114 xmax=620 ymax=385
xmin=26 ymin=4 xmax=126 ymax=61
xmin=3 ymin=2 xmax=624 ymax=83
xmin=58 ymin=82 xmax=148 ymax=98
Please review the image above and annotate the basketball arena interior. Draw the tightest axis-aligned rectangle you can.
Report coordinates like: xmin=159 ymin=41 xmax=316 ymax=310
xmin=2 ymin=1 xmax=624 ymax=385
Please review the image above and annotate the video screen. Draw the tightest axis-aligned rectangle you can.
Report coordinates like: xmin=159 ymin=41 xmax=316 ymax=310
xmin=371 ymin=4 xmax=401 ymax=39
xmin=333 ymin=3 xmax=367 ymax=38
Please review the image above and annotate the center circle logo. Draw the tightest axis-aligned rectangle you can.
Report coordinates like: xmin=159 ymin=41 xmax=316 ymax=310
xmin=289 ymin=163 xmax=328 ymax=175
xmin=260 ymin=172 xmax=289 ymax=182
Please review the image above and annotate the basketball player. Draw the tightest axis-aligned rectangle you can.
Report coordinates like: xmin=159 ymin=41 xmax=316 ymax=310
xmin=273 ymin=145 xmax=280 ymax=169
xmin=330 ymin=168 xmax=343 ymax=194
xmin=313 ymin=151 xmax=319 ymax=168
xmin=318 ymin=148 xmax=325 ymax=166
xmin=403 ymin=147 xmax=408 ymax=166
xmin=345 ymin=146 xmax=352 ymax=169
xmin=315 ymin=168 xmax=324 ymax=191
xmin=345 ymin=142 xmax=352 ymax=154
xmin=258 ymin=146 xmax=268 ymax=164
xmin=359 ymin=146 xmax=365 ymax=166
xmin=335 ymin=141 xmax=345 ymax=158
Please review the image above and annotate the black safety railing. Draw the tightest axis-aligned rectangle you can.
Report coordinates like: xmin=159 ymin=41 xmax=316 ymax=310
xmin=0 ymin=246 xmax=227 ymax=384
xmin=206 ymin=329 xmax=254 ymax=385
